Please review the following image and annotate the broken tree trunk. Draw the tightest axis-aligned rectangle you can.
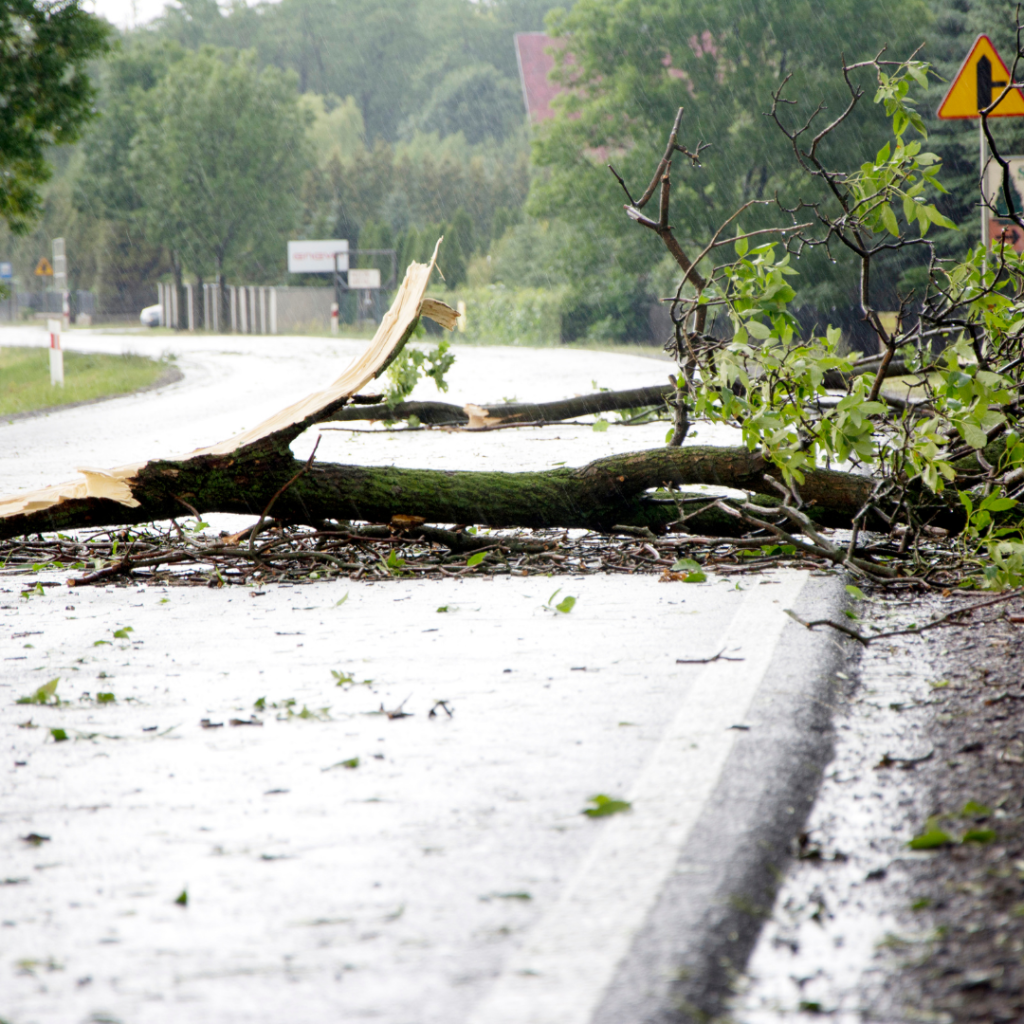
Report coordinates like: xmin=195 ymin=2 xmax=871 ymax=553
xmin=1 ymin=432 xmax=962 ymax=542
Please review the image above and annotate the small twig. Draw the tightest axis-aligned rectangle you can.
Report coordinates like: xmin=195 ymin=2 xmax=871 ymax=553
xmin=249 ymin=436 xmax=321 ymax=552
xmin=784 ymin=590 xmax=1023 ymax=646
xmin=676 ymin=648 xmax=745 ymax=664
xmin=172 ymin=494 xmax=201 ymax=520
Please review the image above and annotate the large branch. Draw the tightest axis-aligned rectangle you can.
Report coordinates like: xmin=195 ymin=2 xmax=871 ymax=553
xmin=0 ymin=441 xmax=905 ymax=542
xmin=321 ymin=384 xmax=676 ymax=427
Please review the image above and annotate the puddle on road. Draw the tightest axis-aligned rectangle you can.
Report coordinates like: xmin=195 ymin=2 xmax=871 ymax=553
xmin=732 ymin=613 xmax=945 ymax=1022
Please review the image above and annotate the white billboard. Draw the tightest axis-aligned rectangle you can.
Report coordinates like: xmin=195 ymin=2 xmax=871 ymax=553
xmin=287 ymin=239 xmax=349 ymax=274
xmin=347 ymin=268 xmax=381 ymax=289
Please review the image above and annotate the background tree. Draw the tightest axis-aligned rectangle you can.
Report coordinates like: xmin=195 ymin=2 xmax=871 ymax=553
xmin=526 ymin=0 xmax=931 ymax=339
xmin=130 ymin=47 xmax=311 ymax=315
xmin=0 ymin=0 xmax=109 ymax=233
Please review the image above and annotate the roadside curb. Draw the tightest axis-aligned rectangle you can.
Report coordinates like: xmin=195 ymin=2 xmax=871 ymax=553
xmin=593 ymin=573 xmax=853 ymax=1023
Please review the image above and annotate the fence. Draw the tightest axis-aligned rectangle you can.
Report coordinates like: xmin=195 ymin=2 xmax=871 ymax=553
xmin=156 ymin=284 xmax=339 ymax=334
xmin=1 ymin=290 xmax=95 ymax=324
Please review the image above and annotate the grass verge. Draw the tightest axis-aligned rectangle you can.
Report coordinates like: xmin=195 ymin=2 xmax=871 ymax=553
xmin=1 ymin=346 xmax=174 ymax=418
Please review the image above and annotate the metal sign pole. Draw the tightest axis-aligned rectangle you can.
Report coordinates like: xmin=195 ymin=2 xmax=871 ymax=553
xmin=981 ymin=119 xmax=991 ymax=253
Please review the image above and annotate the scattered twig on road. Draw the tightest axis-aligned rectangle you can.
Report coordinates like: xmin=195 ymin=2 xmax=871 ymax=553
xmin=676 ymin=648 xmax=745 ymax=664
xmin=785 ymin=590 xmax=1023 ymax=645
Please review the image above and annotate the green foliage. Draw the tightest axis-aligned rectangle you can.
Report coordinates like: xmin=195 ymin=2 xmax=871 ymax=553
xmin=384 ymin=338 xmax=456 ymax=405
xmin=908 ymin=818 xmax=954 ymax=849
xmin=453 ymin=285 xmax=566 ymax=345
xmin=669 ymin=558 xmax=706 ymax=583
xmin=546 ymin=588 xmax=576 ymax=613
xmin=331 ymin=669 xmax=372 ymax=688
xmin=582 ymin=794 xmax=632 ymax=818
xmin=530 ymin=0 xmax=931 ymax=317
xmin=50 ymin=728 xmax=68 ymax=743
xmin=16 ymin=678 xmax=60 ymax=706
xmin=0 ymin=0 xmax=110 ymax=233
xmin=131 ymin=47 xmax=311 ymax=283
xmin=174 ymin=889 xmax=188 ymax=906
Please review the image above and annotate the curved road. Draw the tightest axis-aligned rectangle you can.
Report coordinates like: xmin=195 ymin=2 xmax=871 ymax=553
xmin=0 ymin=326 xmax=846 ymax=1024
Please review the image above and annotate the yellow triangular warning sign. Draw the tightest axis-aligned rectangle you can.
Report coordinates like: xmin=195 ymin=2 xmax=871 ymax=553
xmin=938 ymin=34 xmax=1024 ymax=119
xmin=35 ymin=257 xmax=53 ymax=276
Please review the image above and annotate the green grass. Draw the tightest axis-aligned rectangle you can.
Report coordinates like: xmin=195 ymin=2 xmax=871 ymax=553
xmin=0 ymin=346 xmax=172 ymax=418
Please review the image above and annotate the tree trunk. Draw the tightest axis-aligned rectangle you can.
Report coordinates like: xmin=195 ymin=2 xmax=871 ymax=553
xmin=171 ymin=251 xmax=186 ymax=331
xmin=1 ymin=439 xmax=948 ymax=543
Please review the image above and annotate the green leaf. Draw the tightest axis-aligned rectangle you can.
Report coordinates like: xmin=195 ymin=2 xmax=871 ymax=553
xmin=335 ymin=592 xmax=349 ymax=607
xmin=980 ymin=496 xmax=1017 ymax=513
xmin=96 ymin=692 xmax=116 ymax=704
xmin=880 ymin=203 xmax=900 ymax=237
xmin=112 ymin=626 xmax=134 ymax=639
xmin=746 ymin=320 xmax=772 ymax=340
xmin=582 ymin=794 xmax=632 ymax=818
xmin=960 ymin=422 xmax=989 ymax=449
xmin=734 ymin=235 xmax=749 ymax=257
xmin=325 ymin=757 xmax=360 ymax=770
xmin=50 ymin=728 xmax=68 ymax=743
xmin=592 ymin=418 xmax=609 ymax=432
xmin=961 ymin=800 xmax=991 ymax=816
xmin=908 ymin=821 xmax=953 ymax=850
xmin=16 ymin=678 xmax=60 ymax=705
xmin=845 ymin=584 xmax=867 ymax=601
xmin=961 ymin=828 xmax=996 ymax=844
xmin=174 ymin=889 xmax=188 ymax=906
xmin=466 ymin=551 xmax=487 ymax=567
xmin=555 ymin=596 xmax=576 ymax=614
xmin=671 ymin=558 xmax=701 ymax=572
xmin=436 ymin=605 xmax=451 ymax=613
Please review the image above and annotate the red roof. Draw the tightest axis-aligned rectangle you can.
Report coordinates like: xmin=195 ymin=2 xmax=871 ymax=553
xmin=514 ymin=33 xmax=565 ymax=123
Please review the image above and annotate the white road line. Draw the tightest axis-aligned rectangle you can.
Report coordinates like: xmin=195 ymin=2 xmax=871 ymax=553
xmin=465 ymin=573 xmax=808 ymax=1024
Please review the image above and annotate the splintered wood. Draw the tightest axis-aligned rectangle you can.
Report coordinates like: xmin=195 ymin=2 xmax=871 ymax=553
xmin=0 ymin=241 xmax=456 ymax=522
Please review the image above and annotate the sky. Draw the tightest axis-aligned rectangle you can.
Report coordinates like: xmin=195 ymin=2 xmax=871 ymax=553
xmin=84 ymin=0 xmax=170 ymax=30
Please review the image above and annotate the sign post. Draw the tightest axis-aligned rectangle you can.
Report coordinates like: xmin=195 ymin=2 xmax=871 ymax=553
xmin=53 ymin=237 xmax=70 ymax=328
xmin=937 ymin=34 xmax=1024 ymax=251
xmin=0 ymin=261 xmax=11 ymax=322
xmin=48 ymin=318 xmax=64 ymax=387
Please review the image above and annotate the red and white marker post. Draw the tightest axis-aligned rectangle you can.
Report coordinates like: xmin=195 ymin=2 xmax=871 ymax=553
xmin=48 ymin=319 xmax=64 ymax=387
xmin=330 ymin=301 xmax=339 ymax=334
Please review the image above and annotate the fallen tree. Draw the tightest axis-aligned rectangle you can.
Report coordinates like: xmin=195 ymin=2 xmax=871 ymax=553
xmin=3 ymin=58 xmax=1024 ymax=588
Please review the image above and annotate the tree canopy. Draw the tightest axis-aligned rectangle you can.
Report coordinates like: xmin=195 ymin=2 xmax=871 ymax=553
xmin=0 ymin=0 xmax=110 ymax=233
xmin=130 ymin=47 xmax=311 ymax=286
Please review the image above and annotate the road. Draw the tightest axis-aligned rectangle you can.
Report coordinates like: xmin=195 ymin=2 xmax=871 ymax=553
xmin=0 ymin=325 xmax=848 ymax=1023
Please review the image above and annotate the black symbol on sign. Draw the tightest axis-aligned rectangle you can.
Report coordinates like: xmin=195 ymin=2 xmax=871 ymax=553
xmin=977 ymin=55 xmax=1008 ymax=111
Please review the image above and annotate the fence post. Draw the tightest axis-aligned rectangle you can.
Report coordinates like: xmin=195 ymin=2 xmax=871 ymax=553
xmin=229 ymin=286 xmax=237 ymax=332
xmin=186 ymin=283 xmax=195 ymax=331
xmin=269 ymin=288 xmax=278 ymax=335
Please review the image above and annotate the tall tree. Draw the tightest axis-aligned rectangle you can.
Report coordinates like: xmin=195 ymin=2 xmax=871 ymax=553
xmin=131 ymin=47 xmax=312 ymax=312
xmin=0 ymin=0 xmax=109 ymax=233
